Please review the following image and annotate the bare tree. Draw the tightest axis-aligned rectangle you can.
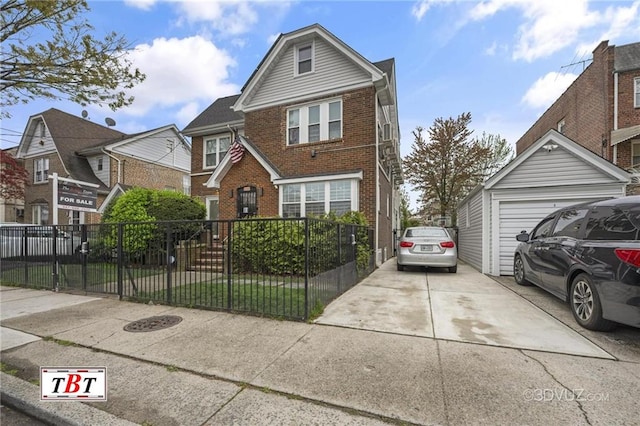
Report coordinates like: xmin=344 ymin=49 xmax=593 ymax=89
xmin=403 ymin=113 xmax=491 ymax=226
xmin=1 ymin=0 xmax=145 ymax=117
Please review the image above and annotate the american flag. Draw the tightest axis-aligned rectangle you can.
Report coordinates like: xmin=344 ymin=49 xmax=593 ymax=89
xmin=229 ymin=133 xmax=245 ymax=164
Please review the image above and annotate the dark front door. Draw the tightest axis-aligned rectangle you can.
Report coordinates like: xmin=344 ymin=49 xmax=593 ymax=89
xmin=237 ymin=186 xmax=257 ymax=218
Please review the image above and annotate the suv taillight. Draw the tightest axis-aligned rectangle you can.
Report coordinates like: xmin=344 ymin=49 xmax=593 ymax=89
xmin=440 ymin=241 xmax=455 ymax=248
xmin=614 ymin=249 xmax=640 ymax=267
xmin=399 ymin=241 xmax=414 ymax=248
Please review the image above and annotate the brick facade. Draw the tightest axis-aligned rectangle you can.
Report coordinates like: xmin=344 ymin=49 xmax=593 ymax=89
xmin=22 ymin=152 xmax=188 ymax=225
xmin=516 ymin=41 xmax=612 ymax=159
xmin=514 ymin=41 xmax=640 ymax=195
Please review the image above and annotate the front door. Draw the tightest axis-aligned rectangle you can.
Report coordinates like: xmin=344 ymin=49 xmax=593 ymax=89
xmin=237 ymin=186 xmax=257 ymax=218
xmin=206 ymin=196 xmax=220 ymax=238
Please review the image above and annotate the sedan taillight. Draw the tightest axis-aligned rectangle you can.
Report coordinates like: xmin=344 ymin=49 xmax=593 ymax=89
xmin=614 ymin=249 xmax=640 ymax=267
xmin=440 ymin=241 xmax=455 ymax=248
xmin=399 ymin=241 xmax=414 ymax=248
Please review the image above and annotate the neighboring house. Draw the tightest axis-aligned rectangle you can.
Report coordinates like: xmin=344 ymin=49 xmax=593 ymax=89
xmin=457 ymin=130 xmax=630 ymax=276
xmin=16 ymin=108 xmax=191 ymax=225
xmin=183 ymin=24 xmax=403 ymax=263
xmin=515 ymin=40 xmax=640 ymax=193
xmin=0 ymin=147 xmax=25 ymax=223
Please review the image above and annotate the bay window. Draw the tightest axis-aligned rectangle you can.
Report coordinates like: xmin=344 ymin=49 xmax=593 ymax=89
xmin=287 ymin=100 xmax=342 ymax=145
xmin=280 ymin=179 xmax=357 ymax=218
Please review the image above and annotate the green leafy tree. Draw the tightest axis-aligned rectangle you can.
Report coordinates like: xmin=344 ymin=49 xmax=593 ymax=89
xmin=1 ymin=0 xmax=145 ymax=117
xmin=399 ymin=188 xmax=421 ymax=230
xmin=403 ymin=113 xmax=491 ymax=226
xmin=472 ymin=132 xmax=514 ymax=182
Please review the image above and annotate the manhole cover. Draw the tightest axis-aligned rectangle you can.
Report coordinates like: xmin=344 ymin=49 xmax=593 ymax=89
xmin=123 ymin=315 xmax=183 ymax=332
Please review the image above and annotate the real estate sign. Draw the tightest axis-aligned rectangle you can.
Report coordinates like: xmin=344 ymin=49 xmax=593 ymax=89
xmin=57 ymin=181 xmax=98 ymax=212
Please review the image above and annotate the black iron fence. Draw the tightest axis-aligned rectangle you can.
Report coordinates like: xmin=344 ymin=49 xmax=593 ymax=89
xmin=0 ymin=218 xmax=374 ymax=321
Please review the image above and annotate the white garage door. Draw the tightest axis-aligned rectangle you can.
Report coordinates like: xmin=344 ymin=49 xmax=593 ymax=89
xmin=498 ymin=199 xmax=581 ymax=276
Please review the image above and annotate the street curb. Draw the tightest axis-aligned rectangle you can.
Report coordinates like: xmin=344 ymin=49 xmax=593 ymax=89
xmin=0 ymin=372 xmax=136 ymax=426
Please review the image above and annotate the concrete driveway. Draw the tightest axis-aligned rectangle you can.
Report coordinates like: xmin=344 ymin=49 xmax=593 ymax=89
xmin=316 ymin=260 xmax=613 ymax=359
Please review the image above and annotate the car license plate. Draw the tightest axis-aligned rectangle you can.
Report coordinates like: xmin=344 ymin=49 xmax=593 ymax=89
xmin=420 ymin=245 xmax=433 ymax=252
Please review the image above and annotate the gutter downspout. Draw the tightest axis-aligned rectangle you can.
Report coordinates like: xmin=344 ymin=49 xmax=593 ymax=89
xmin=613 ymin=72 xmax=618 ymax=165
xmin=375 ymin=91 xmax=381 ymax=266
xmin=102 ymin=148 xmax=122 ymax=184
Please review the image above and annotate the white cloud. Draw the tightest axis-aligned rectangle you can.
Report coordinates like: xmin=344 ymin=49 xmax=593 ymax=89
xmin=123 ymin=36 xmax=239 ymax=116
xmin=412 ymin=0 xmax=454 ymax=21
xmin=468 ymin=0 xmax=640 ymax=62
xmin=175 ymin=0 xmax=258 ymax=36
xmin=484 ymin=41 xmax=498 ymax=56
xmin=123 ymin=0 xmax=157 ymax=11
xmin=521 ymin=71 xmax=578 ymax=110
xmin=176 ymin=101 xmax=202 ymax=126
xmin=267 ymin=33 xmax=281 ymax=45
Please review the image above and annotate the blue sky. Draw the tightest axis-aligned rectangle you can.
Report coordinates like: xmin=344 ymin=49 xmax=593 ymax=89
xmin=2 ymin=0 xmax=640 ymax=207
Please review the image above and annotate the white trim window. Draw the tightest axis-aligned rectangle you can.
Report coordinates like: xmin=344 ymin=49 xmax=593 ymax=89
xmin=295 ymin=42 xmax=314 ymax=76
xmin=632 ymin=141 xmax=640 ymax=168
xmin=281 ymin=179 xmax=356 ymax=218
xmin=204 ymin=135 xmax=231 ymax=169
xmin=635 ymin=77 xmax=640 ymax=108
xmin=32 ymin=204 xmax=49 ymax=225
xmin=34 ymin=158 xmax=49 ymax=183
xmin=557 ymin=119 xmax=566 ymax=134
xmin=287 ymin=100 xmax=342 ymax=145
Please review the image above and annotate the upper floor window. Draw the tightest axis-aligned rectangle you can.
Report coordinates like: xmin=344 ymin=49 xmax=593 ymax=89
xmin=34 ymin=158 xmax=49 ymax=183
xmin=204 ymin=135 xmax=231 ymax=169
xmin=287 ymin=100 xmax=342 ymax=145
xmin=97 ymin=158 xmax=103 ymax=171
xmin=635 ymin=77 xmax=640 ymax=108
xmin=295 ymin=43 xmax=314 ymax=75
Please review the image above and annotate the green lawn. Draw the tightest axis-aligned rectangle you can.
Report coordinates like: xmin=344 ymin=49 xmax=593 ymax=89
xmin=135 ymin=278 xmax=311 ymax=320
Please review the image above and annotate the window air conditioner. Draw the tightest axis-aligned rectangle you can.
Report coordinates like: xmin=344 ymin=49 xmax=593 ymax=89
xmin=382 ymin=123 xmax=392 ymax=142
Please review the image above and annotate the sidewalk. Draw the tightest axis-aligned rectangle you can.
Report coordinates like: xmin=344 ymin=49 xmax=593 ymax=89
xmin=1 ymin=261 xmax=638 ymax=425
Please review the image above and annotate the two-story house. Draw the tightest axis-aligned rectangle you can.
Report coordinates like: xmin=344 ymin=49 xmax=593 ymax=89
xmin=183 ymin=24 xmax=403 ymax=263
xmin=16 ymin=108 xmax=191 ymax=225
xmin=515 ymin=40 xmax=640 ymax=193
xmin=0 ymin=147 xmax=26 ymax=223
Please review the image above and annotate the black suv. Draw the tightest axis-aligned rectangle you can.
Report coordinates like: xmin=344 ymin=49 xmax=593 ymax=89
xmin=514 ymin=196 xmax=640 ymax=331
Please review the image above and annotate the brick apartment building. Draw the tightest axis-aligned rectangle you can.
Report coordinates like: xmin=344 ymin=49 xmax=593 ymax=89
xmin=515 ymin=40 xmax=640 ymax=193
xmin=183 ymin=24 xmax=403 ymax=263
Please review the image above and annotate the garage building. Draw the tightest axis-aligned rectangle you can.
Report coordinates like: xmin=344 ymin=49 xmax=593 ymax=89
xmin=457 ymin=129 xmax=630 ymax=276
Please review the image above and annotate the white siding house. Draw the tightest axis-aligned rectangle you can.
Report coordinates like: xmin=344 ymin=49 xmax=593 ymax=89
xmin=457 ymin=129 xmax=630 ymax=276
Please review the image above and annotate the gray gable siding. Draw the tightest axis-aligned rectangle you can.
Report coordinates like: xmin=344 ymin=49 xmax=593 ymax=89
xmin=247 ymin=37 xmax=372 ymax=109
xmin=491 ymin=147 xmax=612 ymax=189
xmin=457 ymin=189 xmax=483 ymax=271
xmin=113 ymin=128 xmax=190 ymax=172
xmin=87 ymin=155 xmax=110 ymax=186
xmin=23 ymin=122 xmax=55 ymax=158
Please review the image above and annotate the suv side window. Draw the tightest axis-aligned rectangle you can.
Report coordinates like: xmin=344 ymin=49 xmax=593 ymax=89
xmin=551 ymin=208 xmax=589 ymax=238
xmin=531 ymin=215 xmax=556 ymax=240
xmin=584 ymin=206 xmax=640 ymax=240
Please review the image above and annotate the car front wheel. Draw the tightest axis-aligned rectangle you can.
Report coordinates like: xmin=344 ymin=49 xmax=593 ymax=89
xmin=513 ymin=254 xmax=531 ymax=286
xmin=569 ymin=273 xmax=615 ymax=331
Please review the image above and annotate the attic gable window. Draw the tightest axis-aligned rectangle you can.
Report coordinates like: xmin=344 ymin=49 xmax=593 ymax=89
xmin=295 ymin=43 xmax=314 ymax=76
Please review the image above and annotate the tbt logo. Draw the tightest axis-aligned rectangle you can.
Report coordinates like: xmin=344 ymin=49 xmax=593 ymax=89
xmin=40 ymin=367 xmax=107 ymax=401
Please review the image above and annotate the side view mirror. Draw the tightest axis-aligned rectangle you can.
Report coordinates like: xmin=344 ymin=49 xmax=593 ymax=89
xmin=516 ymin=231 xmax=530 ymax=242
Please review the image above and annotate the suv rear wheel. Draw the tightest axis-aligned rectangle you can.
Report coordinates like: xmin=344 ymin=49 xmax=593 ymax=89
xmin=570 ymin=273 xmax=616 ymax=331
